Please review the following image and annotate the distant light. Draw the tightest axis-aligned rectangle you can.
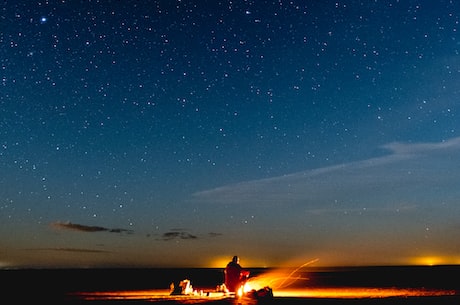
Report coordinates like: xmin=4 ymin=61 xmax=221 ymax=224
xmin=410 ymin=256 xmax=444 ymax=266
xmin=40 ymin=16 xmax=47 ymax=24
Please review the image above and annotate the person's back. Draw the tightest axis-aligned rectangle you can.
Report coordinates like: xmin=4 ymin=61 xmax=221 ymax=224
xmin=224 ymin=256 xmax=249 ymax=293
xmin=225 ymin=260 xmax=241 ymax=292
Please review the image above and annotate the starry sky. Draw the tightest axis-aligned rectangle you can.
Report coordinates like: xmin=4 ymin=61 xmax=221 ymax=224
xmin=1 ymin=0 xmax=460 ymax=269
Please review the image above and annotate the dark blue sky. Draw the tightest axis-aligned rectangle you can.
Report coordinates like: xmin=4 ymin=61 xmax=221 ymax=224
xmin=2 ymin=0 xmax=460 ymax=268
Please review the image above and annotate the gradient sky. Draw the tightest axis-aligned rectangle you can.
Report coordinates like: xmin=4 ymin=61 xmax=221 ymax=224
xmin=1 ymin=0 xmax=460 ymax=269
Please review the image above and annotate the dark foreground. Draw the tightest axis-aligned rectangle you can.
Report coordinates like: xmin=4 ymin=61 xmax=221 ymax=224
xmin=3 ymin=265 xmax=459 ymax=305
xmin=65 ymin=296 xmax=460 ymax=305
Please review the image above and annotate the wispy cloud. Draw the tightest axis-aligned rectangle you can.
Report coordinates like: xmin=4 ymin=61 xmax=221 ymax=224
xmin=382 ymin=137 xmax=460 ymax=155
xmin=191 ymin=137 xmax=460 ymax=211
xmin=157 ymin=229 xmax=223 ymax=241
xmin=30 ymin=247 xmax=111 ymax=253
xmin=208 ymin=232 xmax=223 ymax=237
xmin=160 ymin=229 xmax=197 ymax=241
xmin=50 ymin=221 xmax=133 ymax=234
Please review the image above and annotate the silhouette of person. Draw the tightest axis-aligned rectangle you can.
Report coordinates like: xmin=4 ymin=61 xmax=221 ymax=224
xmin=224 ymin=255 xmax=250 ymax=293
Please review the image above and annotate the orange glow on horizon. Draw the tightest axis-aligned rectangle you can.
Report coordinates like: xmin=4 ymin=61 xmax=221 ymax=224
xmin=206 ymin=254 xmax=460 ymax=269
xmin=206 ymin=255 xmax=268 ymax=268
xmin=409 ymin=255 xmax=460 ymax=266
xmin=207 ymin=256 xmax=232 ymax=268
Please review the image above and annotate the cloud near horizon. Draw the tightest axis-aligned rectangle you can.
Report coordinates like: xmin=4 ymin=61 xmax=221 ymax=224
xmin=50 ymin=221 xmax=134 ymax=234
xmin=51 ymin=222 xmax=223 ymax=244
xmin=32 ymin=247 xmax=111 ymax=254
xmin=158 ymin=229 xmax=223 ymax=241
xmin=191 ymin=137 xmax=460 ymax=212
xmin=160 ymin=230 xmax=197 ymax=241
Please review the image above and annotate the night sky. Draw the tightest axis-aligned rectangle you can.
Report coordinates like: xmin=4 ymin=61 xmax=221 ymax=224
xmin=2 ymin=0 xmax=460 ymax=269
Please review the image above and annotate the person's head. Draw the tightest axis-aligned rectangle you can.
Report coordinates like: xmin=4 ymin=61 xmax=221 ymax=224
xmin=232 ymin=255 xmax=239 ymax=263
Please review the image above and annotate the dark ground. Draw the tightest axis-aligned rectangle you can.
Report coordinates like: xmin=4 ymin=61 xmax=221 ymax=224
xmin=3 ymin=265 xmax=459 ymax=304
xmin=60 ymin=296 xmax=460 ymax=305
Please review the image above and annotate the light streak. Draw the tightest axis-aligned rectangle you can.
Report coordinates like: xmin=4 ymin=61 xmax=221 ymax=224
xmin=244 ymin=258 xmax=319 ymax=290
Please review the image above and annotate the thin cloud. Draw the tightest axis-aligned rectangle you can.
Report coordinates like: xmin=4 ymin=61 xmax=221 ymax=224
xmin=160 ymin=229 xmax=198 ymax=241
xmin=148 ymin=230 xmax=222 ymax=240
xmin=50 ymin=221 xmax=133 ymax=234
xmin=31 ymin=247 xmax=111 ymax=253
xmin=382 ymin=137 xmax=460 ymax=155
xmin=208 ymin=232 xmax=223 ymax=237
xmin=191 ymin=137 xmax=460 ymax=210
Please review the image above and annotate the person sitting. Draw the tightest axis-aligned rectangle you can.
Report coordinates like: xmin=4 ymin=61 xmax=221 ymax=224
xmin=224 ymin=255 xmax=250 ymax=293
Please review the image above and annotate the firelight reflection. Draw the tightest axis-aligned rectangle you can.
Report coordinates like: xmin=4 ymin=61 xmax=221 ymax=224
xmin=73 ymin=287 xmax=456 ymax=301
